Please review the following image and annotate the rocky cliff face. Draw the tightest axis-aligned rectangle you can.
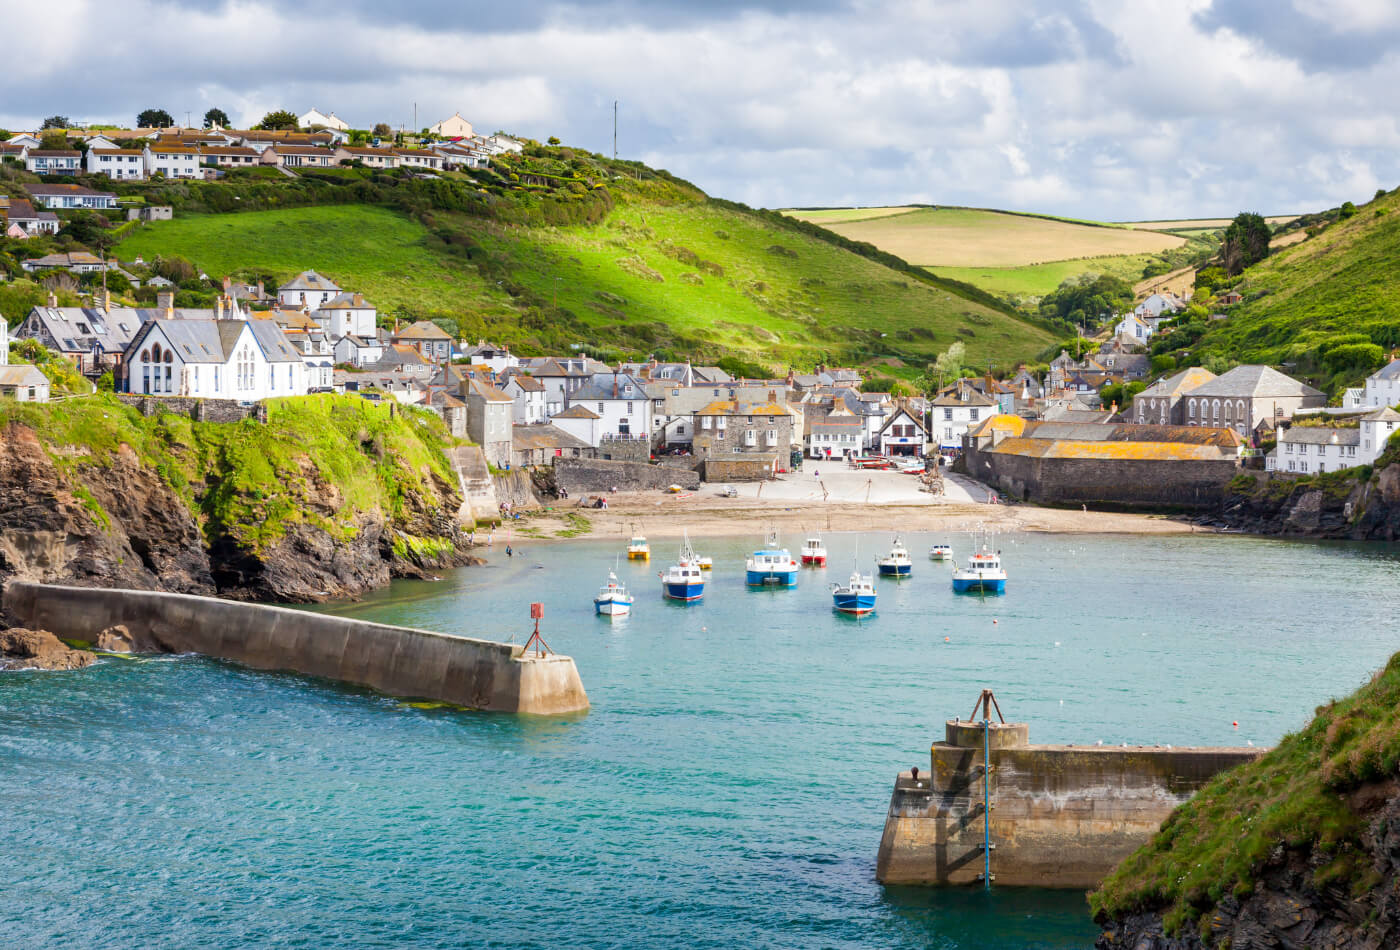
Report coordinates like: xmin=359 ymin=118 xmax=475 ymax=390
xmin=0 ymin=411 xmax=474 ymax=610
xmin=1098 ymin=786 xmax=1400 ymax=949
xmin=1212 ymin=468 xmax=1400 ymax=540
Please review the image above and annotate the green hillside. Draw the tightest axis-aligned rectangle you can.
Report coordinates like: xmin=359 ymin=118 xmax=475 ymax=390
xmin=1154 ymin=189 xmax=1400 ymax=397
xmin=104 ymin=155 xmax=1053 ymax=373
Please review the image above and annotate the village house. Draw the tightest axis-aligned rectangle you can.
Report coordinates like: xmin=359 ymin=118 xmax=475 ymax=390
xmin=1134 ymin=293 xmax=1184 ymax=319
xmin=333 ymin=146 xmax=399 ymax=169
xmin=86 ymin=148 xmax=147 ymax=180
xmin=392 ymin=321 xmax=454 ymax=363
xmin=429 ymin=113 xmax=474 ymax=138
xmin=333 ymin=334 xmax=384 ymax=368
xmin=26 ymin=184 xmax=119 ymax=210
xmin=1113 ymin=313 xmax=1153 ymax=342
xmin=125 ymin=315 xmax=307 ymax=399
xmin=4 ymin=198 xmax=57 ymax=236
xmin=930 ymin=388 xmax=998 ymax=453
xmin=20 ymin=251 xmax=108 ymax=275
xmin=298 ymin=108 xmax=350 ymax=131
xmin=462 ymin=377 xmax=514 ymax=467
xmin=235 ymin=130 xmax=342 ymax=150
xmin=337 ymin=369 xmax=425 ymax=405
xmin=524 ymin=357 xmax=594 ymax=416
xmin=14 ymin=295 xmax=143 ymax=374
xmin=263 ymin=145 xmax=339 ymax=168
xmin=501 ymin=372 xmax=547 ymax=424
xmin=24 ymin=150 xmax=81 ymax=175
xmin=511 ymin=424 xmax=596 ymax=469
xmin=807 ymin=412 xmax=865 ymax=460
xmin=270 ymin=310 xmax=336 ymax=391
xmin=367 ymin=343 xmax=434 ymax=380
xmin=1348 ymin=358 xmax=1400 ymax=409
xmin=460 ymin=340 xmax=518 ymax=373
xmin=392 ymin=148 xmax=444 ymax=171
xmin=549 ymin=404 xmax=604 ymax=447
xmin=566 ymin=372 xmax=654 ymax=444
xmin=0 ymin=364 xmax=50 ymax=402
xmin=278 ymin=270 xmax=342 ymax=310
xmin=1133 ymin=367 xmax=1218 ymax=425
xmin=1268 ymin=408 xmax=1400 ymax=473
xmin=1181 ymin=365 xmax=1326 ymax=435
xmin=878 ymin=406 xmax=929 ymax=457
xmin=314 ymin=292 xmax=378 ymax=338
xmin=689 ymin=396 xmax=792 ymax=467
xmin=143 ymin=144 xmax=200 ymax=179
xmin=200 ymin=146 xmax=262 ymax=169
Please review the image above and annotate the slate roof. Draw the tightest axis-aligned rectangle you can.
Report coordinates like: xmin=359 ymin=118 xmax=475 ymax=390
xmin=572 ymin=372 xmax=647 ymax=401
xmin=463 ymin=376 xmax=513 ymax=403
xmin=932 ymin=390 xmax=998 ymax=408
xmin=1370 ymin=360 xmax=1400 ymax=382
xmin=1187 ymin=365 xmax=1323 ymax=399
xmin=248 ymin=319 xmax=303 ymax=363
xmin=1363 ymin=406 xmax=1400 ymax=423
xmin=394 ymin=320 xmax=452 ymax=340
xmin=552 ymin=405 xmax=600 ymax=419
xmin=129 ymin=319 xmax=245 ymax=363
xmin=26 ymin=184 xmax=117 ymax=199
xmin=503 ymin=373 xmax=545 ymax=392
xmin=0 ymin=365 xmax=48 ymax=387
xmin=1279 ymin=426 xmax=1361 ymax=446
xmin=1137 ymin=366 xmax=1217 ymax=399
xmin=279 ymin=270 xmax=341 ymax=293
xmin=512 ymin=424 xmax=592 ymax=452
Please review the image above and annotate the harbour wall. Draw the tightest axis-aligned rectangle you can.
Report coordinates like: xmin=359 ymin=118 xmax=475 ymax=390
xmin=876 ymin=719 xmax=1261 ymax=889
xmin=555 ymin=457 xmax=700 ymax=494
xmin=962 ymin=444 xmax=1235 ymax=509
xmin=2 ymin=581 xmax=589 ymax=716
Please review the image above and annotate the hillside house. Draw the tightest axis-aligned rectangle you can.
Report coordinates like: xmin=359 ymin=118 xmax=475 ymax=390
xmin=566 ymin=372 xmax=653 ymax=444
xmin=24 ymin=150 xmax=81 ymax=175
xmin=462 ymin=377 xmax=514 ymax=467
xmin=333 ymin=334 xmax=384 ymax=368
xmin=367 ymin=344 xmax=434 ymax=379
xmin=429 ymin=113 xmax=474 ymax=138
xmin=460 ymin=340 xmax=518 ymax=373
xmin=1134 ymin=293 xmax=1184 ymax=318
xmin=26 ymin=184 xmax=118 ymax=210
xmin=1266 ymin=409 xmax=1400 ymax=473
xmin=392 ymin=149 xmax=444 ymax=171
xmin=526 ymin=357 xmax=593 ymax=416
xmin=265 ymin=146 xmax=339 ymax=168
xmin=931 ymin=389 xmax=998 ymax=452
xmin=0 ymin=364 xmax=50 ymax=402
xmin=143 ymin=144 xmax=200 ymax=178
xmin=1113 ymin=313 xmax=1153 ymax=342
xmin=200 ymin=146 xmax=262 ymax=169
xmin=333 ymin=147 xmax=399 ymax=169
xmin=315 ymin=292 xmax=377 ymax=338
xmin=278 ymin=270 xmax=342 ymax=310
xmin=299 ymin=108 xmax=350 ymax=131
xmin=21 ymin=252 xmax=107 ymax=274
xmin=125 ymin=317 xmax=307 ymax=399
xmin=1356 ymin=359 xmax=1400 ymax=409
xmin=86 ymin=148 xmax=147 ymax=180
xmin=502 ymin=373 xmax=547 ymax=424
xmin=689 ymin=398 xmax=792 ymax=465
xmin=5 ymin=198 xmax=58 ymax=235
xmin=1182 ymin=365 xmax=1325 ymax=435
xmin=392 ymin=321 xmax=454 ymax=363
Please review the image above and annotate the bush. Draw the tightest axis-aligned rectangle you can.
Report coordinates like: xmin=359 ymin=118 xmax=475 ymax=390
xmin=1150 ymin=354 xmax=1177 ymax=374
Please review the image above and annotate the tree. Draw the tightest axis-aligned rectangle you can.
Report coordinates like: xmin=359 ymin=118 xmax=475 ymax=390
xmin=1339 ymin=201 xmax=1358 ymax=220
xmin=1037 ymin=273 xmax=1134 ymax=327
xmin=547 ymin=136 xmax=561 ymax=146
xmin=38 ymin=131 xmax=70 ymax=151
xmin=930 ymin=341 xmax=965 ymax=389
xmin=41 ymin=115 xmax=70 ymax=129
xmin=203 ymin=108 xmax=230 ymax=129
xmin=1220 ymin=212 xmax=1271 ymax=275
xmin=372 ymin=122 xmax=392 ymax=137
xmin=255 ymin=110 xmax=299 ymax=131
xmin=137 ymin=108 xmax=174 ymax=129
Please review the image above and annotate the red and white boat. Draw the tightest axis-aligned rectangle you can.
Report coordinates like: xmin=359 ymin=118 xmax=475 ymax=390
xmin=801 ymin=536 xmax=828 ymax=566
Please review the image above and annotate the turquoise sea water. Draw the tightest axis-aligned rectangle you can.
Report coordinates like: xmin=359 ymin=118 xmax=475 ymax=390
xmin=4 ymin=530 xmax=1400 ymax=949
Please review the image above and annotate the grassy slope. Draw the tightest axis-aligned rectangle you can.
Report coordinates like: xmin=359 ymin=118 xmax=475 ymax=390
xmin=0 ymin=393 xmax=463 ymax=551
xmin=1189 ymin=190 xmax=1400 ymax=382
xmin=1091 ymin=640 xmax=1400 ymax=941
xmin=932 ymin=254 xmax=1160 ymax=298
xmin=117 ymin=203 xmax=1053 ymax=371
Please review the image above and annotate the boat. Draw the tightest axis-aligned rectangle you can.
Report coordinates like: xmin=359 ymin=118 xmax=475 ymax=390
xmin=660 ymin=533 xmax=706 ymax=602
xmin=801 ymin=536 xmax=828 ymax=566
xmin=831 ymin=568 xmax=877 ymax=615
xmin=876 ymin=536 xmax=913 ymax=577
xmin=951 ymin=530 xmax=1007 ymax=593
xmin=928 ymin=543 xmax=952 ymax=561
xmin=594 ymin=571 xmax=634 ymax=616
xmin=746 ymin=530 xmax=799 ymax=588
xmin=696 ymin=555 xmax=713 ymax=571
xmin=626 ymin=534 xmax=650 ymax=560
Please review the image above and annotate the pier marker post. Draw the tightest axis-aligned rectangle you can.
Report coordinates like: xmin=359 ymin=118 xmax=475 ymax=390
xmin=967 ymin=688 xmax=1004 ymax=891
xmin=522 ymin=603 xmax=553 ymax=658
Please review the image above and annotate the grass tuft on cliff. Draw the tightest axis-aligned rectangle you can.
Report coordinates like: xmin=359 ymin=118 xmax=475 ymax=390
xmin=0 ymin=393 xmax=464 ymax=551
xmin=1090 ymin=649 xmax=1400 ymax=937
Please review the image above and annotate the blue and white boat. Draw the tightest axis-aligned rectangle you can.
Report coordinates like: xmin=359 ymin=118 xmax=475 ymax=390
xmin=746 ymin=530 xmax=799 ymax=588
xmin=951 ymin=531 xmax=1007 ymax=594
xmin=831 ymin=568 xmax=877 ymax=615
xmin=928 ymin=543 xmax=952 ymax=561
xmin=594 ymin=571 xmax=634 ymax=616
xmin=660 ymin=532 xmax=706 ymax=602
xmin=876 ymin=536 xmax=913 ymax=577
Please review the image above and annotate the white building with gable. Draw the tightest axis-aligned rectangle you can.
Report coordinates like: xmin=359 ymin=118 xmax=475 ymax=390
xmin=299 ymin=108 xmax=350 ymax=131
xmin=278 ymin=270 xmax=343 ymax=310
xmin=125 ymin=318 xmax=308 ymax=400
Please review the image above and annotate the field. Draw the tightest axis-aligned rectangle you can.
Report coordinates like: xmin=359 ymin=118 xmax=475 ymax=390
xmin=931 ymin=254 xmax=1161 ymax=298
xmin=782 ymin=206 xmax=1184 ymax=267
xmin=117 ymin=202 xmax=1053 ymax=370
xmin=1121 ymin=216 xmax=1299 ymax=231
xmin=784 ymin=206 xmax=920 ymax=224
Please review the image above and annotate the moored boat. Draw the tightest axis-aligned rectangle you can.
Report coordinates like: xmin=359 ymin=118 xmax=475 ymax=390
xmin=801 ymin=536 xmax=828 ymax=566
xmin=746 ymin=530 xmax=799 ymax=588
xmin=951 ymin=531 xmax=1006 ymax=593
xmin=626 ymin=535 xmax=650 ymax=560
xmin=928 ymin=543 xmax=952 ymax=561
xmin=876 ymin=536 xmax=913 ymax=577
xmin=594 ymin=571 xmax=634 ymax=616
xmin=660 ymin=532 xmax=706 ymax=602
xmin=831 ymin=569 xmax=877 ymax=615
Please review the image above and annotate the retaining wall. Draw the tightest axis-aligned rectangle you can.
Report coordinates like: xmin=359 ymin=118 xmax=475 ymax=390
xmin=876 ymin=719 xmax=1261 ymax=888
xmin=555 ymin=457 xmax=699 ymax=493
xmin=493 ymin=470 xmax=543 ymax=510
xmin=701 ymin=456 xmax=778 ymax=482
xmin=964 ymin=443 xmax=1235 ymax=509
xmin=3 ymin=581 xmax=589 ymax=716
xmin=117 ymin=394 xmax=264 ymax=424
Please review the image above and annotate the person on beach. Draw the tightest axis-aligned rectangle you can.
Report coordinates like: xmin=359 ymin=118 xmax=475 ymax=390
xmin=506 ymin=545 xmax=513 ymax=557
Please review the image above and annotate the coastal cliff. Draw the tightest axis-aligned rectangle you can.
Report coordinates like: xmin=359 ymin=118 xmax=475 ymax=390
xmin=1092 ymin=651 xmax=1400 ymax=949
xmin=0 ymin=394 xmax=474 ymax=609
xmin=1213 ymin=462 xmax=1400 ymax=540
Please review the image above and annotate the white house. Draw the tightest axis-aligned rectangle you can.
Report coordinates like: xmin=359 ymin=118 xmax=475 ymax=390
xmin=1113 ymin=313 xmax=1153 ymax=342
xmin=314 ymin=292 xmax=377 ymax=338
xmin=429 ymin=113 xmax=474 ymax=138
xmin=461 ymin=340 xmax=519 ymax=374
xmin=565 ymin=372 xmax=653 ymax=444
xmin=807 ymin=413 xmax=865 ymax=460
xmin=0 ymin=364 xmax=50 ymax=402
xmin=502 ymin=373 xmax=547 ymax=425
xmin=143 ymin=144 xmax=201 ymax=179
xmin=1134 ymin=293 xmax=1183 ymax=319
xmin=878 ymin=407 xmax=929 ymax=457
xmin=26 ymin=184 xmax=118 ymax=210
xmin=86 ymin=148 xmax=147 ymax=180
xmin=278 ymin=270 xmax=342 ymax=310
xmin=24 ymin=150 xmax=81 ymax=175
xmin=1267 ymin=407 xmax=1400 ymax=473
xmin=549 ymin=405 xmax=604 ymax=447
xmin=125 ymin=318 xmax=308 ymax=400
xmin=1357 ymin=359 xmax=1400 ymax=409
xmin=299 ymin=108 xmax=350 ymax=131
xmin=930 ymin=390 xmax=998 ymax=451
xmin=333 ymin=334 xmax=383 ymax=367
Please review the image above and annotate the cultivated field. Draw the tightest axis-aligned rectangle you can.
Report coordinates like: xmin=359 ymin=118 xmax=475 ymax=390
xmin=933 ymin=254 xmax=1161 ymax=298
xmin=1121 ymin=216 xmax=1299 ymax=231
xmin=784 ymin=207 xmax=1185 ymax=268
xmin=786 ymin=206 xmax=920 ymax=224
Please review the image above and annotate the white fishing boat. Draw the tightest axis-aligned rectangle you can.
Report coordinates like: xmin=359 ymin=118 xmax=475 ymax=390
xmin=951 ymin=529 xmax=1007 ymax=593
xmin=746 ymin=530 xmax=799 ymax=588
xmin=928 ymin=543 xmax=953 ymax=561
xmin=801 ymin=536 xmax=828 ymax=566
xmin=876 ymin=536 xmax=913 ymax=577
xmin=626 ymin=534 xmax=650 ymax=561
xmin=594 ymin=571 xmax=634 ymax=616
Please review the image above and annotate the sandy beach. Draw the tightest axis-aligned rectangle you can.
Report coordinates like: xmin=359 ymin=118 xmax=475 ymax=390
xmin=496 ymin=468 xmax=1197 ymax=543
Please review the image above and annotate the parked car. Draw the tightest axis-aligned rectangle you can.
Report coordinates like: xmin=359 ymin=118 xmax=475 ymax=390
xmin=721 ymin=485 xmax=738 ymax=498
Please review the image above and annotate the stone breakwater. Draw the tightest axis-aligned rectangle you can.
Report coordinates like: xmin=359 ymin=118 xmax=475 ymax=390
xmin=3 ymin=582 xmax=590 ymax=716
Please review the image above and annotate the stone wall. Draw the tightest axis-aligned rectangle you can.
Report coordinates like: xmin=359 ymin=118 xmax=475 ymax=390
xmin=701 ymin=456 xmax=778 ymax=482
xmin=964 ymin=442 xmax=1235 ymax=509
xmin=116 ymin=394 xmax=264 ymax=424
xmin=3 ymin=581 xmax=589 ymax=716
xmin=493 ymin=469 xmax=543 ymax=510
xmin=596 ymin=437 xmax=651 ymax=462
xmin=555 ymin=457 xmax=699 ymax=493
xmin=876 ymin=719 xmax=1262 ymax=888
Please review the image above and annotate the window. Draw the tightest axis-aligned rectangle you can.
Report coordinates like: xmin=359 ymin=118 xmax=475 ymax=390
xmin=628 ymin=402 xmax=634 ymax=415
xmin=969 ymin=408 xmax=979 ymax=421
xmin=597 ymin=402 xmax=605 ymax=414
xmin=943 ymin=408 xmax=952 ymax=420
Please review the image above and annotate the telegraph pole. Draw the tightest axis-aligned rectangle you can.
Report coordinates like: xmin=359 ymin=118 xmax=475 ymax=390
xmin=613 ymin=100 xmax=618 ymax=159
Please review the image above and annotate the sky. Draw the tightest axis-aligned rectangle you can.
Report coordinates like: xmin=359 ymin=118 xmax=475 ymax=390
xmin=6 ymin=0 xmax=1399 ymax=220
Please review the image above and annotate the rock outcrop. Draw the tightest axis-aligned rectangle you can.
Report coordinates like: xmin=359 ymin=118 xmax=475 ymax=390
xmin=0 ymin=626 xmax=95 ymax=670
xmin=1212 ymin=469 xmax=1400 ymax=540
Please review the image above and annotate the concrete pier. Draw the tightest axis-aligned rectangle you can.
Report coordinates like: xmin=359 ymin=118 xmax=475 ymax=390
xmin=3 ymin=582 xmax=589 ymax=716
xmin=876 ymin=716 xmax=1261 ymax=889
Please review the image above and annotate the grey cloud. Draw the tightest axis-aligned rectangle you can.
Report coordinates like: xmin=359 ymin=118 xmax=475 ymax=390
xmin=1194 ymin=0 xmax=1400 ymax=70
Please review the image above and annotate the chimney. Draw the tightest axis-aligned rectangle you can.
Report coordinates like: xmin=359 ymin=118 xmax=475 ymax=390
xmin=215 ymin=296 xmax=225 ymax=320
xmin=101 ymin=288 xmax=112 ymax=311
xmin=354 ymin=293 xmax=363 ymax=306
xmin=157 ymin=289 xmax=175 ymax=315
xmin=256 ymin=280 xmax=264 ymax=298
xmin=47 ymin=291 xmax=57 ymax=308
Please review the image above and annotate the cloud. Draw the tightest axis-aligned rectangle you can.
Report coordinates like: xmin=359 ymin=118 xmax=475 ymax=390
xmin=3 ymin=0 xmax=1397 ymax=220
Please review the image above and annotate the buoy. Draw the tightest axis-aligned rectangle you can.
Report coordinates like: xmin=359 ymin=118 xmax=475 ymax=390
xmin=944 ymin=636 xmax=950 ymax=642
xmin=992 ymin=619 xmax=998 ymax=625
xmin=1054 ymin=641 xmax=1061 ymax=647
xmin=1233 ymin=721 xmax=1239 ymax=729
